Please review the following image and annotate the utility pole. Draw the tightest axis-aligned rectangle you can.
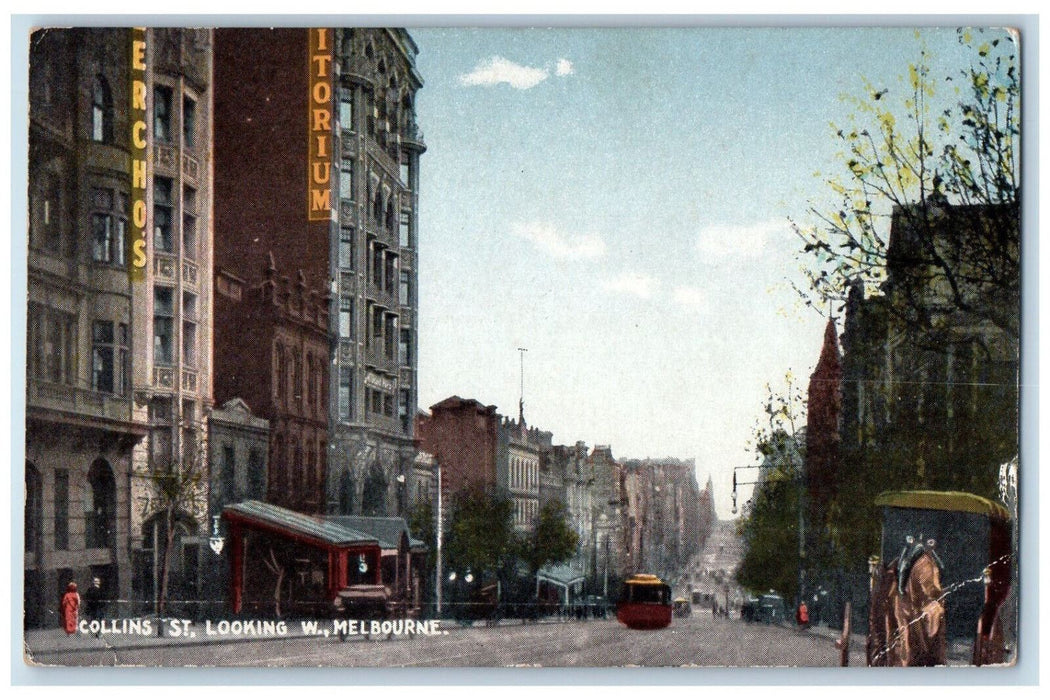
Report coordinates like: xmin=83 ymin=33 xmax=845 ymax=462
xmin=435 ymin=458 xmax=443 ymax=617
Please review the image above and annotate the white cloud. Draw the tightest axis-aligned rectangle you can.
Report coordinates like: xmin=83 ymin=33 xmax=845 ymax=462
xmin=555 ymin=58 xmax=574 ymax=76
xmin=511 ymin=222 xmax=606 ymax=259
xmin=672 ymin=285 xmax=707 ymax=309
xmin=695 ymin=219 xmax=789 ymax=259
xmin=459 ymin=56 xmax=550 ymax=89
xmin=603 ymin=273 xmax=657 ymax=299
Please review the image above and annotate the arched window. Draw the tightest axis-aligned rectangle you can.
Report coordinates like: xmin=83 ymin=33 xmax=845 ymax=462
xmin=372 ymin=189 xmax=383 ymax=222
xmin=385 ymin=199 xmax=396 ymax=231
xmin=91 ymin=75 xmax=113 ymax=143
xmin=25 ymin=462 xmax=42 ymax=554
xmin=86 ymin=459 xmax=116 ymax=549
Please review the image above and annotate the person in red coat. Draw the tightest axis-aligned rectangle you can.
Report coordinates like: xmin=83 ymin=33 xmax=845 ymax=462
xmin=796 ymin=601 xmax=810 ymax=630
xmin=61 ymin=582 xmax=80 ymax=634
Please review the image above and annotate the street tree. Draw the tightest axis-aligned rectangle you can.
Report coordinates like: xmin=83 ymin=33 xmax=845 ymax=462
xmin=793 ymin=29 xmax=1019 ymax=338
xmin=444 ymin=486 xmax=516 ymax=584
xmin=736 ymin=374 xmax=807 ymax=602
xmin=518 ymin=500 xmax=579 ymax=576
xmin=147 ymin=440 xmax=208 ymax=617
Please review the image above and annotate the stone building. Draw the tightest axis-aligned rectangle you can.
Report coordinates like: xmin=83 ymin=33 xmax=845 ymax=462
xmin=212 ymin=28 xmax=425 ymax=520
xmin=839 ymin=204 xmax=1019 ymax=501
xmin=497 ymin=415 xmax=552 ymax=532
xmin=25 ymin=27 xmax=214 ymax=625
xmin=213 ymin=260 xmax=330 ymax=515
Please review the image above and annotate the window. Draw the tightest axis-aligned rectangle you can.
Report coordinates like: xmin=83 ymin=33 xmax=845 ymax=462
xmin=339 ymin=297 xmax=353 ymax=338
xmin=153 ymin=287 xmax=174 ymax=365
xmin=385 ymin=200 xmax=396 ymax=231
xmin=91 ymin=188 xmax=127 ymax=265
xmin=384 ymin=394 xmax=394 ymax=417
xmin=339 ymin=97 xmax=353 ymax=130
xmin=399 ymin=270 xmax=410 ymax=306
xmin=183 ymin=187 xmax=197 ymax=259
xmin=339 ymin=365 xmax=352 ymax=420
xmin=385 ymin=315 xmax=397 ymax=359
xmin=385 ymin=253 xmax=397 ymax=294
xmin=92 ymin=321 xmax=115 ymax=393
xmin=248 ymin=448 xmax=265 ymax=499
xmin=399 ymin=217 xmax=410 ymax=247
xmin=91 ymin=76 xmax=113 ymax=143
xmin=293 ymin=355 xmax=303 ymax=408
xmin=28 ymin=304 xmax=76 ymax=385
xmin=85 ymin=459 xmax=115 ymax=549
xmin=31 ymin=170 xmax=62 ymax=252
xmin=339 ymin=228 xmax=354 ymax=269
xmin=153 ymin=86 xmax=172 ymax=142
xmin=183 ymin=96 xmax=196 ymax=147
xmin=54 ymin=470 xmax=69 ymax=550
xmin=399 ymin=328 xmax=411 ymax=366
xmin=182 ymin=292 xmax=198 ymax=322
xmin=340 ymin=165 xmax=353 ymax=201
xmin=182 ymin=319 xmax=196 ymax=368
xmin=399 ymin=389 xmax=411 ymax=431
xmin=153 ymin=178 xmax=173 ymax=252
xmin=399 ymin=159 xmax=410 ymax=188
xmin=371 ymin=244 xmax=383 ymax=287
xmin=274 ymin=343 xmax=286 ymax=404
xmin=222 ymin=444 xmax=236 ymax=502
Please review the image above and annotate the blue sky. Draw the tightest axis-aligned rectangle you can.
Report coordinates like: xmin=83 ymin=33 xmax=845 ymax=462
xmin=408 ymin=26 xmax=1012 ymax=518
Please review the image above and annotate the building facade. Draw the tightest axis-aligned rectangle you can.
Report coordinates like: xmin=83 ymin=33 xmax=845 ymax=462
xmin=213 ymin=28 xmax=424 ymax=520
xmin=213 ymin=261 xmax=330 ymax=515
xmin=26 ymin=27 xmax=214 ymax=626
xmin=497 ymin=416 xmax=552 ymax=532
xmin=415 ymin=396 xmax=500 ymax=501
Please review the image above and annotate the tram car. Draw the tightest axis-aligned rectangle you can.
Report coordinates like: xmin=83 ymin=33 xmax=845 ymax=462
xmin=866 ymin=491 xmax=1013 ymax=667
xmin=616 ymin=574 xmax=673 ymax=630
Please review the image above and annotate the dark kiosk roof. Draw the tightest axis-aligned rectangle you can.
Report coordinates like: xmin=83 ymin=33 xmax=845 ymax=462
xmin=224 ymin=500 xmax=378 ymax=546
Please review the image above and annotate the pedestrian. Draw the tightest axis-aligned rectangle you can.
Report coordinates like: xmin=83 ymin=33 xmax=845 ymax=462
xmin=84 ymin=577 xmax=104 ymax=637
xmin=796 ymin=601 xmax=810 ymax=630
xmin=60 ymin=581 xmax=80 ymax=635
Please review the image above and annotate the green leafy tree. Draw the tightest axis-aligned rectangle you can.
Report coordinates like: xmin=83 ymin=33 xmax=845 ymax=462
xmin=518 ymin=500 xmax=579 ymax=575
xmin=793 ymin=29 xmax=1019 ymax=338
xmin=444 ymin=486 xmax=516 ymax=583
xmin=736 ymin=374 xmax=807 ymax=602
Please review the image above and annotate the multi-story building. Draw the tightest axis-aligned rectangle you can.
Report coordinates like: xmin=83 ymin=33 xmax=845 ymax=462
xmin=415 ymin=396 xmax=500 ymax=501
xmin=127 ymin=27 xmax=215 ymax=617
xmin=25 ymin=27 xmax=214 ymax=625
xmin=497 ymin=415 xmax=551 ymax=532
xmin=213 ymin=28 xmax=424 ymax=519
xmin=214 ymin=261 xmax=330 ymax=514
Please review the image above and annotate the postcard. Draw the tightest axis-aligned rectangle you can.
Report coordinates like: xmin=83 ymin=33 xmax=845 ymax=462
xmin=19 ymin=24 xmax=1022 ymax=670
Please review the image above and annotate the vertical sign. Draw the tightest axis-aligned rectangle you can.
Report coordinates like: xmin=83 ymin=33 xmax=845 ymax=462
xmin=308 ymin=28 xmax=333 ymax=221
xmin=128 ymin=27 xmax=148 ymax=281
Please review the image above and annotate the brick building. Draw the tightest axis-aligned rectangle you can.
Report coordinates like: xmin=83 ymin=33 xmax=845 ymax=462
xmin=213 ymin=28 xmax=425 ymax=519
xmin=415 ymin=396 xmax=500 ymax=500
xmin=213 ymin=259 xmax=330 ymax=514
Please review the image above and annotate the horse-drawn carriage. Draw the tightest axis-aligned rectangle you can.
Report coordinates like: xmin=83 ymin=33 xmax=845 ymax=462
xmin=866 ymin=491 xmax=1013 ymax=666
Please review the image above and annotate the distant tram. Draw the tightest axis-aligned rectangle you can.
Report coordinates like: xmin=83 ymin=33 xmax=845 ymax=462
xmin=616 ymin=574 xmax=673 ymax=630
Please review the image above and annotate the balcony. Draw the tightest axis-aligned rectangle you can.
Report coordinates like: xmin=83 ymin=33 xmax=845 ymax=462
xmin=365 ymin=338 xmax=396 ymax=373
xmin=27 ymin=378 xmax=135 ymax=427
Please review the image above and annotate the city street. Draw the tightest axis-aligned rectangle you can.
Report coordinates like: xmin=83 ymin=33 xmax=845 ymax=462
xmin=25 ymin=613 xmax=862 ymax=668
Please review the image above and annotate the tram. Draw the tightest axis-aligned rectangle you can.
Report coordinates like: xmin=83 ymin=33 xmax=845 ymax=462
xmin=616 ymin=574 xmax=673 ymax=630
xmin=867 ymin=490 xmax=1013 ymax=666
